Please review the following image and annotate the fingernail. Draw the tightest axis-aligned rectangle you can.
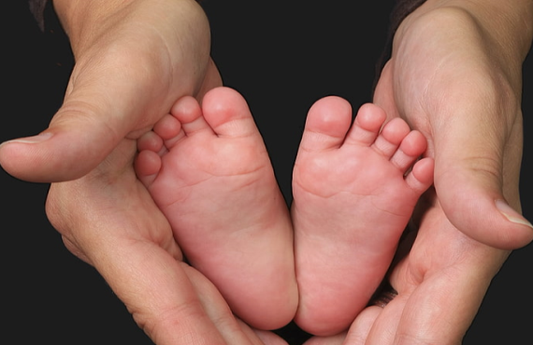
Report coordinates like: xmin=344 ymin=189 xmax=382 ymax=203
xmin=1 ymin=132 xmax=53 ymax=145
xmin=496 ymin=199 xmax=533 ymax=229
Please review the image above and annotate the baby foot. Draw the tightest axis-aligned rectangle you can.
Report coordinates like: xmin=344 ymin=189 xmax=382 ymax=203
xmin=291 ymin=97 xmax=434 ymax=336
xmin=135 ymin=86 xmax=298 ymax=330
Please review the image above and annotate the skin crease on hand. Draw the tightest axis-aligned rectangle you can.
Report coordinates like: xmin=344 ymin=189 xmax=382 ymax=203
xmin=297 ymin=0 xmax=533 ymax=344
xmin=0 ymin=0 xmax=218 ymax=183
xmin=373 ymin=0 xmax=533 ymax=250
xmin=1 ymin=0 xmax=532 ymax=344
xmin=1 ymin=0 xmax=267 ymax=344
xmin=299 ymin=1 xmax=532 ymax=344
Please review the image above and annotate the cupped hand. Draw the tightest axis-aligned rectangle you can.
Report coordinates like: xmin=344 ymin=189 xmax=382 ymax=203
xmin=309 ymin=2 xmax=532 ymax=343
xmin=45 ymin=137 xmax=287 ymax=345
xmin=301 ymin=3 xmax=533 ymax=343
xmin=303 ymin=189 xmax=508 ymax=345
xmin=0 ymin=0 xmax=220 ymax=182
xmin=0 ymin=0 xmax=279 ymax=343
xmin=373 ymin=1 xmax=533 ymax=249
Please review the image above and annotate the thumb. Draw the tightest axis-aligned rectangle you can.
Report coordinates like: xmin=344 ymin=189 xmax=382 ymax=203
xmin=0 ymin=101 xmax=124 ymax=183
xmin=0 ymin=59 xmax=168 ymax=183
xmin=432 ymin=114 xmax=533 ymax=250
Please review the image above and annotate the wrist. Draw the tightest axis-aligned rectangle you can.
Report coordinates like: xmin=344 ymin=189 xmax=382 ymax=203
xmin=52 ymin=0 xmax=208 ymax=58
xmin=395 ymin=0 xmax=533 ymax=90
xmin=402 ymin=0 xmax=533 ymax=60
xmin=52 ymin=0 xmax=129 ymax=53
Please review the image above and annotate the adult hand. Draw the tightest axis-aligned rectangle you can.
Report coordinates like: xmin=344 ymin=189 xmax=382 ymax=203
xmin=318 ymin=1 xmax=532 ymax=343
xmin=303 ymin=191 xmax=508 ymax=345
xmin=0 ymin=0 xmax=268 ymax=344
xmin=0 ymin=0 xmax=219 ymax=182
xmin=302 ymin=1 xmax=533 ymax=343
xmin=374 ymin=0 xmax=533 ymax=250
xmin=46 ymin=140 xmax=287 ymax=345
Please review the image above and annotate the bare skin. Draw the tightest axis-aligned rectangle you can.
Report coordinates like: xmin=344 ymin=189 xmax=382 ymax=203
xmin=301 ymin=2 xmax=533 ymax=343
xmin=375 ymin=1 xmax=533 ymax=250
xmin=292 ymin=97 xmax=434 ymax=336
xmin=134 ymin=86 xmax=298 ymax=330
xmin=3 ymin=1 xmax=531 ymax=344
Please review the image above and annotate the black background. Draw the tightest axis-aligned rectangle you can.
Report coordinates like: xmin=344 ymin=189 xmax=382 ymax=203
xmin=2 ymin=1 xmax=532 ymax=344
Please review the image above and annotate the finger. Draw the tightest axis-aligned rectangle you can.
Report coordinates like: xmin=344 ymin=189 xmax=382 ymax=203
xmin=44 ymin=142 xmax=229 ymax=345
xmin=373 ymin=209 xmax=506 ymax=345
xmin=384 ymin=275 xmax=483 ymax=345
xmin=343 ymin=306 xmax=382 ymax=345
xmin=0 ymin=57 xmax=172 ymax=183
xmin=357 ymin=277 xmax=473 ymax=345
xmin=302 ymin=332 xmax=346 ymax=345
xmin=0 ymin=0 xmax=213 ymax=183
xmin=113 ymin=246 xmax=229 ymax=345
xmin=431 ymin=100 xmax=533 ymax=249
xmin=183 ymin=263 xmax=267 ymax=345
xmin=361 ymin=296 xmax=405 ymax=344
xmin=67 ymin=221 xmax=230 ymax=345
xmin=248 ymin=326 xmax=290 ymax=345
xmin=374 ymin=52 xmax=533 ymax=250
